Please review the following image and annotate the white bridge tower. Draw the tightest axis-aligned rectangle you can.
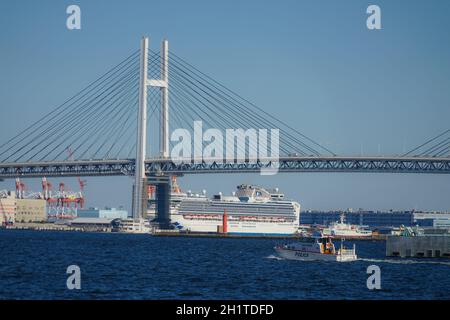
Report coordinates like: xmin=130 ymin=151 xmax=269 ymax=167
xmin=133 ymin=36 xmax=169 ymax=220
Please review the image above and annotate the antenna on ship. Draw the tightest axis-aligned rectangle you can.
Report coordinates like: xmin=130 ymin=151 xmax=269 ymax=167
xmin=340 ymin=212 xmax=345 ymax=224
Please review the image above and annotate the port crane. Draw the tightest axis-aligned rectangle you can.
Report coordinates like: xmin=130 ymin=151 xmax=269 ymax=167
xmin=41 ymin=146 xmax=87 ymax=219
xmin=14 ymin=177 xmax=84 ymax=219
xmin=15 ymin=178 xmax=41 ymax=199
xmin=45 ymin=179 xmax=84 ymax=219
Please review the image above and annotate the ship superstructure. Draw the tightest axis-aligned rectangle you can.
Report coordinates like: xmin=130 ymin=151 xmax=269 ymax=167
xmin=322 ymin=213 xmax=372 ymax=238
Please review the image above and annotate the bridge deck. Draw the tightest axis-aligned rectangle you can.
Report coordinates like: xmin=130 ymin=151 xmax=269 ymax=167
xmin=0 ymin=156 xmax=449 ymax=178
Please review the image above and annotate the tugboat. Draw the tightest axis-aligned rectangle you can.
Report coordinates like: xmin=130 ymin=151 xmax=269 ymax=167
xmin=274 ymin=236 xmax=357 ymax=262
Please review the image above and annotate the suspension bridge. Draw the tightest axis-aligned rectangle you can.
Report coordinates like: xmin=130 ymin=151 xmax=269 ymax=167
xmin=0 ymin=37 xmax=449 ymax=222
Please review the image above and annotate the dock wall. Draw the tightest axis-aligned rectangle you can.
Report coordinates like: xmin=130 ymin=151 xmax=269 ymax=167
xmin=386 ymin=235 xmax=450 ymax=258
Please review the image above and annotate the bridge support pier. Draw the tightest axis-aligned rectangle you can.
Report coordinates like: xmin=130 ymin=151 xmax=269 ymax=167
xmin=131 ymin=180 xmax=148 ymax=221
xmin=147 ymin=175 xmax=172 ymax=229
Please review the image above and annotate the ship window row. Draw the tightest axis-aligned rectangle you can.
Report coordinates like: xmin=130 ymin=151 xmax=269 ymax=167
xmin=178 ymin=209 xmax=297 ymax=216
xmin=181 ymin=202 xmax=295 ymax=208
xmin=179 ymin=205 xmax=296 ymax=214
xmin=181 ymin=205 xmax=294 ymax=211
xmin=182 ymin=217 xmax=295 ymax=223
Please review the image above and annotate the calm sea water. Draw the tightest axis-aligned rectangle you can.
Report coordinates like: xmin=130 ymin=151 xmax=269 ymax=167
xmin=0 ymin=229 xmax=449 ymax=300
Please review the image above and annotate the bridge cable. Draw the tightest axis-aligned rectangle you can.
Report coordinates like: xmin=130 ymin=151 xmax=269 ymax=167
xmin=165 ymin=55 xmax=309 ymax=156
xmin=168 ymin=50 xmax=335 ymax=156
xmin=402 ymin=129 xmax=450 ymax=157
xmin=0 ymin=50 xmax=139 ymax=159
xmin=165 ymin=53 xmax=318 ymax=156
xmin=32 ymin=65 xmax=140 ymax=161
xmin=2 ymin=55 xmax=140 ymax=162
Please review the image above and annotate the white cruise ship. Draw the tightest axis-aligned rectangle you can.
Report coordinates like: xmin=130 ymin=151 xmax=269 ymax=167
xmin=148 ymin=180 xmax=300 ymax=235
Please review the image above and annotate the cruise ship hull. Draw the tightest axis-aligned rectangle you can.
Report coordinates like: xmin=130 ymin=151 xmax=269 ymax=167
xmin=172 ymin=213 xmax=297 ymax=235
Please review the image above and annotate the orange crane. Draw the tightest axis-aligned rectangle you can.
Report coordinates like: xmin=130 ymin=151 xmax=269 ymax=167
xmin=13 ymin=177 xmax=83 ymax=220
xmin=41 ymin=177 xmax=52 ymax=200
xmin=77 ymin=177 xmax=87 ymax=191
xmin=43 ymin=177 xmax=84 ymax=219
xmin=15 ymin=178 xmax=26 ymax=199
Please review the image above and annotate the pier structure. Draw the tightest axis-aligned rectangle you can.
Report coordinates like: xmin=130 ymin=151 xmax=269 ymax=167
xmin=386 ymin=235 xmax=450 ymax=258
xmin=147 ymin=175 xmax=171 ymax=229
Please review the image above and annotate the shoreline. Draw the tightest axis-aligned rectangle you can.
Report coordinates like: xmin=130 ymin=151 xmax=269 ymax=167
xmin=1 ymin=223 xmax=387 ymax=241
xmin=2 ymin=222 xmax=110 ymax=233
xmin=152 ymin=231 xmax=387 ymax=241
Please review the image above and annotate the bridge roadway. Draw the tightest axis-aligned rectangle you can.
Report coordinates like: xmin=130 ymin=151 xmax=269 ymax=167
xmin=0 ymin=156 xmax=449 ymax=178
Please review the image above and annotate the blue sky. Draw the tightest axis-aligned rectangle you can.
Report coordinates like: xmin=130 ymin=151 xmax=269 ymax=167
xmin=0 ymin=0 xmax=449 ymax=212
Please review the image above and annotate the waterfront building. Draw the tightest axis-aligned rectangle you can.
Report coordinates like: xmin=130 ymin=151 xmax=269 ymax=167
xmin=300 ymin=210 xmax=414 ymax=228
xmin=77 ymin=207 xmax=128 ymax=220
xmin=0 ymin=191 xmax=15 ymax=226
xmin=69 ymin=217 xmax=119 ymax=231
xmin=413 ymin=212 xmax=450 ymax=228
xmin=15 ymin=199 xmax=47 ymax=223
xmin=301 ymin=210 xmax=450 ymax=230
